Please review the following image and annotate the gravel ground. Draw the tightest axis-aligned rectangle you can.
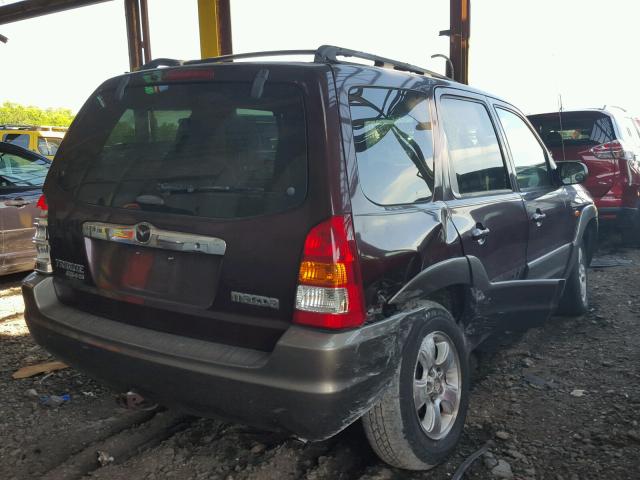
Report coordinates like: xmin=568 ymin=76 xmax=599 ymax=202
xmin=1 ymin=236 xmax=639 ymax=480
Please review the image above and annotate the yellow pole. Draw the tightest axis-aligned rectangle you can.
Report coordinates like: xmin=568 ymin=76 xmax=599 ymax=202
xmin=198 ymin=0 xmax=220 ymax=58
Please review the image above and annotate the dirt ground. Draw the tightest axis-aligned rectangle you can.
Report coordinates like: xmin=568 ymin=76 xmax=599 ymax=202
xmin=1 ymin=234 xmax=639 ymax=480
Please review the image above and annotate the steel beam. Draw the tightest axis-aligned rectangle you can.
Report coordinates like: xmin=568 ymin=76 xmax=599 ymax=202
xmin=197 ymin=0 xmax=232 ymax=58
xmin=0 ymin=0 xmax=111 ymax=25
xmin=442 ymin=0 xmax=470 ymax=84
xmin=124 ymin=0 xmax=151 ymax=71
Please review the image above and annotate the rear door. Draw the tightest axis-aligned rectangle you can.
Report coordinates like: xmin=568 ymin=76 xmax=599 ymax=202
xmin=493 ymin=103 xmax=572 ymax=279
xmin=436 ymin=89 xmax=528 ymax=283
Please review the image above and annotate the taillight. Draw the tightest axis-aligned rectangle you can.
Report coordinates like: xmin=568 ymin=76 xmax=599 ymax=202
xmin=293 ymin=215 xmax=366 ymax=329
xmin=36 ymin=195 xmax=48 ymax=211
xmin=590 ymin=140 xmax=634 ymax=160
xmin=33 ymin=194 xmax=52 ymax=274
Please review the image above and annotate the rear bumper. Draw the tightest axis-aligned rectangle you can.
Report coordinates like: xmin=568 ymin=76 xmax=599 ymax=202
xmin=22 ymin=273 xmax=407 ymax=441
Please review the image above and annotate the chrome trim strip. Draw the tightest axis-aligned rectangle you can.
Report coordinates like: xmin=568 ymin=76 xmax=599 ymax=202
xmin=82 ymin=222 xmax=226 ymax=255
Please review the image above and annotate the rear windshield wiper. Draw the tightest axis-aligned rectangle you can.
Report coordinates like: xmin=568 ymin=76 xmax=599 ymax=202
xmin=157 ymin=182 xmax=265 ymax=194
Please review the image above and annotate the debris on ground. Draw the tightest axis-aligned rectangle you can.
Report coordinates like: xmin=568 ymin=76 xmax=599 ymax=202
xmin=97 ymin=451 xmax=114 ymax=467
xmin=12 ymin=360 xmax=68 ymax=379
xmin=451 ymin=443 xmax=489 ymax=480
xmin=39 ymin=393 xmax=71 ymax=407
xmin=117 ymin=391 xmax=159 ymax=411
xmin=590 ymin=255 xmax=633 ymax=268
xmin=491 ymin=459 xmax=514 ymax=479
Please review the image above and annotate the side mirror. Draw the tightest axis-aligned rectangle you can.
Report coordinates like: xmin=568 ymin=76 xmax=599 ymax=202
xmin=557 ymin=161 xmax=589 ymax=185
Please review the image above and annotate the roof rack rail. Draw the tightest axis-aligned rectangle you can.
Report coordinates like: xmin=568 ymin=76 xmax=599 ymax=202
xmin=140 ymin=45 xmax=450 ymax=80
xmin=314 ymin=45 xmax=449 ymax=79
xmin=0 ymin=124 xmax=34 ymax=130
xmin=602 ymin=105 xmax=627 ymax=113
xmin=0 ymin=124 xmax=68 ymax=131
xmin=140 ymin=58 xmax=184 ymax=69
xmin=184 ymin=49 xmax=316 ymax=66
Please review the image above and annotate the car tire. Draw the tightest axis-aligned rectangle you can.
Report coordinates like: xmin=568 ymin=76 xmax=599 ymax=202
xmin=557 ymin=241 xmax=588 ymax=316
xmin=362 ymin=301 xmax=470 ymax=470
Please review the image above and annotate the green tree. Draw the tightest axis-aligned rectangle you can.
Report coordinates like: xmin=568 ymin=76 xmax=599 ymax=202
xmin=0 ymin=101 xmax=75 ymax=127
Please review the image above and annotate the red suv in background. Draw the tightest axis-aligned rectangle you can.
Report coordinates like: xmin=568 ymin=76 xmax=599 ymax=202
xmin=529 ymin=107 xmax=640 ymax=242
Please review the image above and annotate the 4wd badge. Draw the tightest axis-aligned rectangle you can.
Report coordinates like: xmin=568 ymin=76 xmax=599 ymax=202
xmin=54 ymin=259 xmax=85 ymax=281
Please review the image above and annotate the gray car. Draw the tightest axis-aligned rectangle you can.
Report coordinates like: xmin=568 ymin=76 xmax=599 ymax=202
xmin=0 ymin=141 xmax=50 ymax=274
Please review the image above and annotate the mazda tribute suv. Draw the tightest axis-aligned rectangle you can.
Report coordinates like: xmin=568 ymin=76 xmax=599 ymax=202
xmin=23 ymin=46 xmax=597 ymax=471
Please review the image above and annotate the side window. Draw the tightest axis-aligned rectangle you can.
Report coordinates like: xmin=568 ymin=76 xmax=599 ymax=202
xmin=2 ymin=133 xmax=30 ymax=150
xmin=38 ymin=137 xmax=62 ymax=156
xmin=439 ymin=97 xmax=510 ymax=195
xmin=349 ymin=87 xmax=434 ymax=205
xmin=0 ymin=151 xmax=49 ymax=187
xmin=496 ymin=108 xmax=552 ymax=190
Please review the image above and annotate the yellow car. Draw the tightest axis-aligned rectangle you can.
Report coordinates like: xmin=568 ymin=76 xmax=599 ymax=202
xmin=0 ymin=125 xmax=67 ymax=160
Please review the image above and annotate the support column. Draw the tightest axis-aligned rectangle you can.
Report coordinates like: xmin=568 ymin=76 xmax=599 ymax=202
xmin=443 ymin=0 xmax=470 ymax=84
xmin=124 ymin=0 xmax=151 ymax=71
xmin=197 ymin=0 xmax=232 ymax=59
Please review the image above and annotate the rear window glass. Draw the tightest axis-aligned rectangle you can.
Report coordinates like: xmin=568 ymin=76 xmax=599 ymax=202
xmin=348 ymin=87 xmax=434 ymax=205
xmin=528 ymin=112 xmax=616 ymax=147
xmin=56 ymin=81 xmax=307 ymax=219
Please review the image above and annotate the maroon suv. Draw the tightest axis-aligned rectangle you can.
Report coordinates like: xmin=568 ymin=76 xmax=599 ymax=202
xmin=22 ymin=46 xmax=597 ymax=470
xmin=528 ymin=108 xmax=640 ymax=241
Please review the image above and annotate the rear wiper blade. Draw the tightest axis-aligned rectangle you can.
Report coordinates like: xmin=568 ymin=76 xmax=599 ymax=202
xmin=157 ymin=182 xmax=265 ymax=194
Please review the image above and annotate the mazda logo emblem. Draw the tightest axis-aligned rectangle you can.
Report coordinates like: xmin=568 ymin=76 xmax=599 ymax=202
xmin=135 ymin=223 xmax=152 ymax=244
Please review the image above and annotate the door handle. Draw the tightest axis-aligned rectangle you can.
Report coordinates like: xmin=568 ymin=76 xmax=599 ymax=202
xmin=5 ymin=198 xmax=30 ymax=207
xmin=532 ymin=209 xmax=546 ymax=224
xmin=471 ymin=225 xmax=490 ymax=244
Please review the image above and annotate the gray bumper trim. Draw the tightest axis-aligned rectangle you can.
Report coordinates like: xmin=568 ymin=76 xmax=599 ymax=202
xmin=22 ymin=273 xmax=407 ymax=440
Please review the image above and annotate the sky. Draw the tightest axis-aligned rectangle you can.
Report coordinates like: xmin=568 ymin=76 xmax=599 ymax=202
xmin=0 ymin=0 xmax=639 ymax=116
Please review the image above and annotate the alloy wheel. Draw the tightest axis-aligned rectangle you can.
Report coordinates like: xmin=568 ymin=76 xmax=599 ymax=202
xmin=413 ymin=331 xmax=461 ymax=440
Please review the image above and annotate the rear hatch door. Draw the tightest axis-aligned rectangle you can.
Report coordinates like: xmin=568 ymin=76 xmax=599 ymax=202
xmin=46 ymin=64 xmax=335 ymax=351
xmin=529 ymin=111 xmax=619 ymax=198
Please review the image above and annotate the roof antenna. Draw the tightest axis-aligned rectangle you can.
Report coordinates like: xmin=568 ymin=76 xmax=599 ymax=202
xmin=558 ymin=94 xmax=567 ymax=162
xmin=431 ymin=54 xmax=454 ymax=80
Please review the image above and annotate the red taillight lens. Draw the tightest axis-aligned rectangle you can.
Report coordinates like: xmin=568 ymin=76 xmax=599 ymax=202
xmin=590 ymin=140 xmax=631 ymax=160
xmin=293 ymin=215 xmax=366 ymax=329
xmin=36 ymin=194 xmax=48 ymax=213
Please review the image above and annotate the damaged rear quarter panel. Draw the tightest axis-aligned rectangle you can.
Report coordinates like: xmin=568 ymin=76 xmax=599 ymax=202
xmin=268 ymin=310 xmax=417 ymax=440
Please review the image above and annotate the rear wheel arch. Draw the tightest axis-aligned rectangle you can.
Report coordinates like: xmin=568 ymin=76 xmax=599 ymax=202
xmin=424 ymin=285 xmax=469 ymax=325
xmin=393 ymin=284 xmax=472 ymax=332
xmin=388 ymin=257 xmax=472 ymax=313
